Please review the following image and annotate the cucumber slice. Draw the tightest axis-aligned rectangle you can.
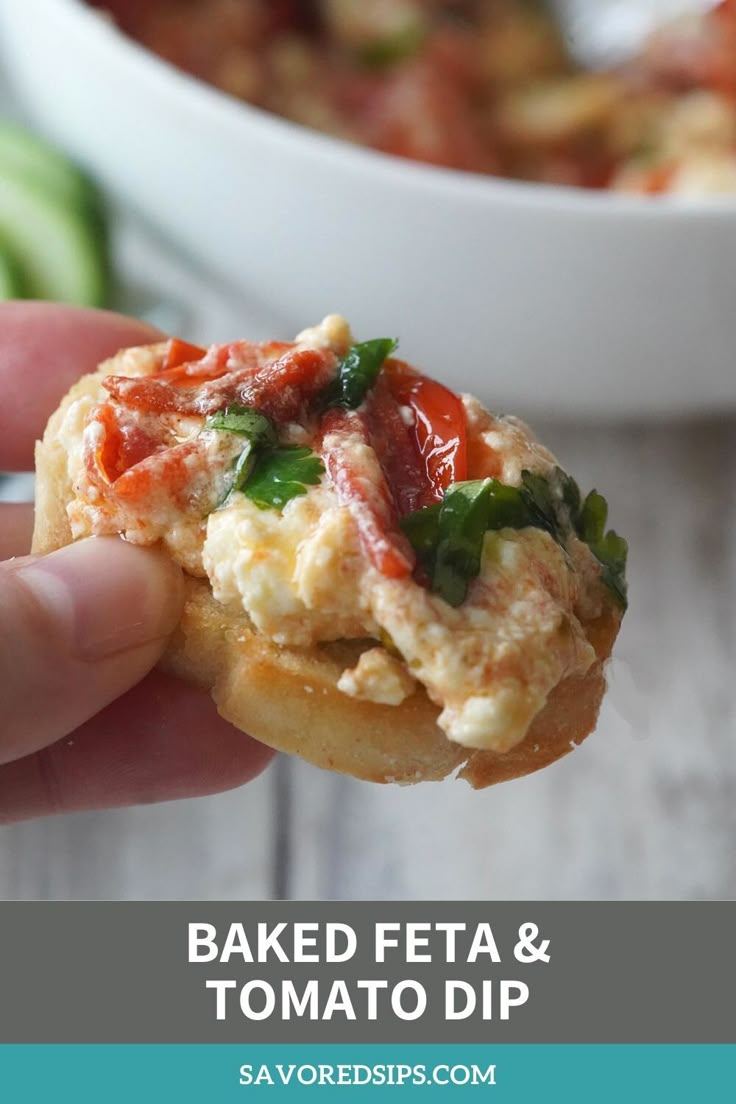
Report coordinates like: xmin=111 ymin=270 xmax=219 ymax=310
xmin=0 ymin=242 xmax=27 ymax=299
xmin=0 ymin=124 xmax=110 ymax=306
xmin=0 ymin=122 xmax=102 ymax=216
xmin=0 ymin=171 xmax=108 ymax=306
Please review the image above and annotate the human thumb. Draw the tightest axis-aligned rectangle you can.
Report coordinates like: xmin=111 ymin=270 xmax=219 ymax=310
xmin=0 ymin=537 xmax=184 ymax=765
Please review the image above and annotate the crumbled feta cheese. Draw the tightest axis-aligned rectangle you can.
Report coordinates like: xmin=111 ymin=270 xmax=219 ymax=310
xmin=338 ymin=647 xmax=416 ymax=705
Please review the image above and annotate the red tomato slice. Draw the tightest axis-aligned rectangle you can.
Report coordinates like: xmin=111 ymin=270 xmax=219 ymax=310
xmin=320 ymin=407 xmax=414 ymax=579
xmin=161 ymin=337 xmax=207 ymax=371
xmin=383 ymin=360 xmax=468 ymax=502
xmin=89 ymin=405 xmax=163 ymax=485
xmin=104 ymin=346 xmax=336 ymax=421
xmin=364 ymin=376 xmax=431 ymax=516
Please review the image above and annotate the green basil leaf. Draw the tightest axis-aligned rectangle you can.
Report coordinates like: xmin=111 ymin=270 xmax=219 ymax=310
xmin=230 ymin=443 xmax=258 ymax=497
xmin=402 ymin=480 xmax=537 ymax=608
xmin=401 ymin=470 xmax=628 ymax=612
xmin=577 ymin=489 xmax=608 ymax=544
xmin=327 ymin=337 xmax=398 ymax=410
xmin=401 ymin=480 xmax=538 ymax=608
xmin=205 ymin=403 xmax=277 ymax=447
xmin=399 ymin=502 xmax=441 ymax=573
xmin=432 ymin=480 xmax=494 ymax=607
xmin=558 ymin=468 xmax=582 ymax=523
xmin=485 ymin=480 xmax=537 ymax=531
xmin=589 ymin=529 xmax=629 ymax=610
xmin=570 ymin=487 xmax=627 ymax=608
xmin=520 ymin=469 xmax=562 ymax=539
xmin=244 ymin=447 xmax=324 ymax=511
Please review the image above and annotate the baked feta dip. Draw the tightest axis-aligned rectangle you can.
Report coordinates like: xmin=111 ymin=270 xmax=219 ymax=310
xmin=98 ymin=0 xmax=736 ymax=194
xmin=51 ymin=315 xmax=627 ymax=760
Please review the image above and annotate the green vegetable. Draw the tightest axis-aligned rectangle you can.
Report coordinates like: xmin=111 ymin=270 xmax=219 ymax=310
xmin=432 ymin=481 xmax=496 ymax=608
xmin=400 ymin=502 xmax=441 ymax=569
xmin=574 ymin=489 xmax=628 ymax=609
xmin=558 ymin=468 xmax=582 ymax=521
xmin=521 ymin=472 xmax=628 ymax=610
xmin=326 ymin=338 xmax=398 ymax=410
xmin=0 ymin=122 xmax=103 ymax=217
xmin=0 ymin=170 xmax=108 ymax=305
xmin=206 ymin=404 xmax=324 ymax=510
xmin=520 ymin=469 xmax=564 ymax=539
xmin=402 ymin=479 xmax=540 ymax=607
xmin=205 ymin=404 xmax=276 ymax=447
xmin=0 ymin=241 xmax=27 ymax=298
xmin=589 ymin=529 xmax=628 ymax=609
xmin=0 ymin=123 xmax=111 ymax=308
xmin=244 ymin=447 xmax=325 ymax=510
xmin=357 ymin=25 xmax=426 ymax=68
xmin=485 ymin=479 xmax=537 ymax=532
xmin=206 ymin=404 xmax=279 ymax=502
xmin=576 ymin=489 xmax=608 ymax=544
xmin=401 ymin=470 xmax=628 ymax=610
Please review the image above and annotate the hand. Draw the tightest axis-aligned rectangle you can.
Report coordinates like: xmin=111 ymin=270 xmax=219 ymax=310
xmin=0 ymin=302 xmax=274 ymax=824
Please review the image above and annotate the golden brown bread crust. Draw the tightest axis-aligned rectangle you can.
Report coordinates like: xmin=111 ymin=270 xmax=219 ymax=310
xmin=33 ymin=347 xmax=621 ymax=788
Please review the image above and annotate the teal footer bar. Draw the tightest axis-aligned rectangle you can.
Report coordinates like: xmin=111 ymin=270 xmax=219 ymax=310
xmin=0 ymin=1045 xmax=733 ymax=1102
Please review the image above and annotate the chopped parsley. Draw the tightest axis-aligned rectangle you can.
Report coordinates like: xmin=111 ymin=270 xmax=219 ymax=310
xmin=205 ymin=404 xmax=277 ymax=447
xmin=244 ymin=447 xmax=325 ymax=511
xmin=205 ymin=403 xmax=323 ymax=511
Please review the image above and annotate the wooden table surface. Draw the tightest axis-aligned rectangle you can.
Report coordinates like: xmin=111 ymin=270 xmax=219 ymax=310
xmin=2 ymin=414 xmax=734 ymax=901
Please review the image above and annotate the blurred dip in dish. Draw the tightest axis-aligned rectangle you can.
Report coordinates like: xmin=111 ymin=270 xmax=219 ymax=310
xmin=3 ymin=0 xmax=736 ymax=419
xmin=92 ymin=0 xmax=736 ymax=195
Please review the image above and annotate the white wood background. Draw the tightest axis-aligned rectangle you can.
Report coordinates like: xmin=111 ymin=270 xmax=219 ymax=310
xmin=2 ymin=414 xmax=734 ymax=901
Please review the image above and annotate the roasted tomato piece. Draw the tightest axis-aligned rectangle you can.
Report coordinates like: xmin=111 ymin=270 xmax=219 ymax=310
xmin=103 ymin=344 xmax=336 ymax=421
xmin=383 ymin=359 xmax=468 ymax=501
xmin=89 ymin=404 xmax=164 ymax=484
xmin=161 ymin=337 xmax=208 ymax=371
xmin=320 ymin=406 xmax=415 ymax=579
xmin=364 ymin=374 xmax=432 ymax=516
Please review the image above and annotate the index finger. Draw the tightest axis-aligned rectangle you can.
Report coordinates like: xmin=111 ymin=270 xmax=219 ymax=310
xmin=0 ymin=301 xmax=162 ymax=470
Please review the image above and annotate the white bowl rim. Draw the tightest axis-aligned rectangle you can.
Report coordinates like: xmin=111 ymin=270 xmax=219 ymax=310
xmin=49 ymin=0 xmax=736 ymax=220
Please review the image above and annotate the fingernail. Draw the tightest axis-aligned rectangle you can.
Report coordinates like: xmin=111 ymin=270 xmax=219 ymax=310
xmin=17 ymin=537 xmax=184 ymax=661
